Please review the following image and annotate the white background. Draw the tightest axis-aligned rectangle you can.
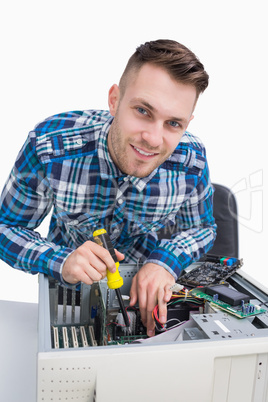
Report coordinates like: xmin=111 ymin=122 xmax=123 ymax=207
xmin=0 ymin=0 xmax=267 ymax=303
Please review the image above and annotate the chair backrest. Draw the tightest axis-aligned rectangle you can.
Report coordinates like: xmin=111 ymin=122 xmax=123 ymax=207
xmin=209 ymin=183 xmax=239 ymax=258
xmin=157 ymin=183 xmax=239 ymax=258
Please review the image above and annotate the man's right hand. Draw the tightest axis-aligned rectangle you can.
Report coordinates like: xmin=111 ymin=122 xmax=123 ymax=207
xmin=62 ymin=241 xmax=124 ymax=285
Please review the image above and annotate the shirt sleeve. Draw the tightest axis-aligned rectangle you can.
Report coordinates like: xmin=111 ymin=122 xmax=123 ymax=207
xmin=145 ymin=158 xmax=217 ymax=280
xmin=0 ymin=132 xmax=74 ymax=283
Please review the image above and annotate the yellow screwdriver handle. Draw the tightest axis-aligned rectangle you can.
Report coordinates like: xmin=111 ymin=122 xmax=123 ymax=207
xmin=106 ymin=261 xmax=123 ymax=289
xmin=93 ymin=229 xmax=123 ymax=289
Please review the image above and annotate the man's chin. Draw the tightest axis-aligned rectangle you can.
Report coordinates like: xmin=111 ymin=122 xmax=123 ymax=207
xmin=124 ymin=164 xmax=158 ymax=178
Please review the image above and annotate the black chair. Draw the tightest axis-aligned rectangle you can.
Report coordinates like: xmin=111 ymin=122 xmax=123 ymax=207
xmin=157 ymin=183 xmax=239 ymax=258
xmin=209 ymin=183 xmax=239 ymax=258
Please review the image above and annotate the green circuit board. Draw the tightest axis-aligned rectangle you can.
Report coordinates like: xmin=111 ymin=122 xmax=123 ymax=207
xmin=191 ymin=289 xmax=266 ymax=318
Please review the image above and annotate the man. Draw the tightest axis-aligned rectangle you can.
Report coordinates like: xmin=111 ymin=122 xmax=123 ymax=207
xmin=0 ymin=39 xmax=216 ymax=336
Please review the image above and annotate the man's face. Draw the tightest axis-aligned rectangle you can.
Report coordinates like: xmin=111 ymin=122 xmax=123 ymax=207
xmin=107 ymin=63 xmax=197 ymax=178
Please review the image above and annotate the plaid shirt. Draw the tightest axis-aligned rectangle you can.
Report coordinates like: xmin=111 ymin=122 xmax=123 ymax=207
xmin=0 ymin=109 xmax=216 ymax=284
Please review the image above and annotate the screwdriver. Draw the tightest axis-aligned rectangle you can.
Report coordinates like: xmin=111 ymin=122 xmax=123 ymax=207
xmin=93 ymin=229 xmax=130 ymax=331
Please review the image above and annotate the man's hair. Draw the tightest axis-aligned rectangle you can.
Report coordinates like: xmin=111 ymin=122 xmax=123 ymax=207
xmin=119 ymin=39 xmax=209 ymax=98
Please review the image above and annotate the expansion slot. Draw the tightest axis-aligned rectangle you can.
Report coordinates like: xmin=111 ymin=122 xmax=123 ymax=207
xmin=54 ymin=282 xmax=59 ymax=324
xmin=63 ymin=287 xmax=67 ymax=323
xmin=71 ymin=288 xmax=76 ymax=323
xmin=52 ymin=326 xmax=59 ymax=349
xmin=89 ymin=325 xmax=98 ymax=346
xmin=62 ymin=326 xmax=69 ymax=348
xmin=71 ymin=326 xmax=79 ymax=348
xmin=80 ymin=326 xmax=88 ymax=347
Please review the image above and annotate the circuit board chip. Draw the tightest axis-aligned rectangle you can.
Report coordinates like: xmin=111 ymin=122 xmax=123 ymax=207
xmin=205 ymin=285 xmax=250 ymax=306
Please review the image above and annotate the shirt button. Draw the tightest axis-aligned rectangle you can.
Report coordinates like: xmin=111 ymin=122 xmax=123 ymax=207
xmin=118 ymin=199 xmax=123 ymax=205
xmin=123 ymin=177 xmax=128 ymax=181
xmin=76 ymin=138 xmax=82 ymax=145
xmin=69 ymin=219 xmax=79 ymax=226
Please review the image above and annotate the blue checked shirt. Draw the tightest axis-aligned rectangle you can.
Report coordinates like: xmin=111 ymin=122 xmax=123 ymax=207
xmin=0 ymin=110 xmax=216 ymax=285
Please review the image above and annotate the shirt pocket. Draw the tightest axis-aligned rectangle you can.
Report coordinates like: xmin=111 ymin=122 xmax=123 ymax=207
xmin=124 ymin=171 xmax=199 ymax=237
xmin=130 ymin=213 xmax=174 ymax=237
xmin=124 ymin=193 xmax=180 ymax=236
xmin=36 ymin=132 xmax=88 ymax=163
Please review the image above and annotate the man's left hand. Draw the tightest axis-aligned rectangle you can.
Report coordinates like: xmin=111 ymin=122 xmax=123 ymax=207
xmin=129 ymin=263 xmax=175 ymax=337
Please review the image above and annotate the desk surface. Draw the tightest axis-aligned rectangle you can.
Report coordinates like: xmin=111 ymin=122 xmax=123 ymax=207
xmin=0 ymin=300 xmax=38 ymax=402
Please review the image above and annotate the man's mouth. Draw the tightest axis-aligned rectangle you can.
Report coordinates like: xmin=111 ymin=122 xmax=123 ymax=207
xmin=132 ymin=145 xmax=158 ymax=157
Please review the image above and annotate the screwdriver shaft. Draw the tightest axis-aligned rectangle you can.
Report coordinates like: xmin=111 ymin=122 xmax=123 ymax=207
xmin=115 ymin=288 xmax=130 ymax=328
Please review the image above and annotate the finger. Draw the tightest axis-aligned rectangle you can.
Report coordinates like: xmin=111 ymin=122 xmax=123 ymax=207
xmin=85 ymin=241 xmax=117 ymax=273
xmin=77 ymin=271 xmax=95 ymax=285
xmin=143 ymin=286 xmax=159 ymax=336
xmin=129 ymin=275 xmax=138 ymax=306
xmin=83 ymin=250 xmax=108 ymax=275
xmin=136 ymin=282 xmax=148 ymax=326
xmin=145 ymin=286 xmax=164 ymax=336
xmin=164 ymin=285 xmax=173 ymax=303
xmin=114 ymin=249 xmax=125 ymax=261
xmin=146 ymin=308 xmax=155 ymax=337
xmin=158 ymin=287 xmax=168 ymax=324
xmin=84 ymin=264 xmax=103 ymax=282
xmin=63 ymin=266 xmax=94 ymax=285
xmin=66 ymin=262 xmax=103 ymax=284
xmin=62 ymin=245 xmax=108 ymax=284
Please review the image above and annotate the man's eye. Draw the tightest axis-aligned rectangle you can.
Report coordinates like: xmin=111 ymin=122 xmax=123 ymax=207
xmin=137 ymin=107 xmax=148 ymax=115
xmin=168 ymin=121 xmax=180 ymax=128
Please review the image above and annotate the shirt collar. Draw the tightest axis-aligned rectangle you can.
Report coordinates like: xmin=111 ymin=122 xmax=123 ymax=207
xmin=97 ymin=114 xmax=159 ymax=192
xmin=97 ymin=116 xmax=122 ymax=179
xmin=128 ymin=169 xmax=159 ymax=191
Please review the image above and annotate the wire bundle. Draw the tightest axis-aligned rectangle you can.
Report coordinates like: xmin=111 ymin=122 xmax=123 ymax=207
xmin=153 ymin=288 xmax=204 ymax=332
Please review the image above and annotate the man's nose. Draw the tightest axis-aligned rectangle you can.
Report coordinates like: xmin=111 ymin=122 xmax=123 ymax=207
xmin=141 ymin=121 xmax=164 ymax=148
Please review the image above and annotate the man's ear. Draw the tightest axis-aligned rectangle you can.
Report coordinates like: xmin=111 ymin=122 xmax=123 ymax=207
xmin=108 ymin=84 xmax=120 ymax=116
xmin=185 ymin=114 xmax=194 ymax=130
